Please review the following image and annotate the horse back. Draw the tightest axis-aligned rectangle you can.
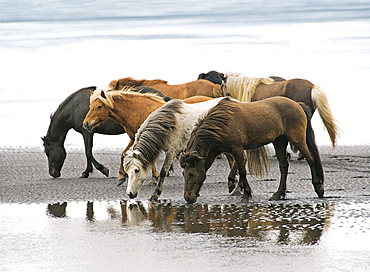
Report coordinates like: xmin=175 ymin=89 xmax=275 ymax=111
xmin=253 ymin=78 xmax=314 ymax=111
xmin=229 ymin=97 xmax=307 ymax=148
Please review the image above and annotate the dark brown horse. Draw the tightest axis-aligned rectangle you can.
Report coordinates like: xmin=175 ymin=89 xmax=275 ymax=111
xmin=42 ymin=86 xmax=169 ymax=178
xmin=180 ymin=97 xmax=324 ymax=204
xmin=108 ymin=77 xmax=223 ymax=99
xmin=197 ymin=71 xmax=338 ymax=148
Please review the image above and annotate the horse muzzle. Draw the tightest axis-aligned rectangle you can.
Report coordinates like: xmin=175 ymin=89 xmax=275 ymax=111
xmin=49 ymin=169 xmax=61 ymax=178
xmin=83 ymin=122 xmax=94 ymax=133
xmin=128 ymin=191 xmax=138 ymax=199
xmin=184 ymin=192 xmax=199 ymax=204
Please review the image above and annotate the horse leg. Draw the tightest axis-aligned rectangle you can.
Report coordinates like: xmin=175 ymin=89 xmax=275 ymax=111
xmin=149 ymin=152 xmax=176 ymax=202
xmin=291 ymin=141 xmax=324 ymax=198
xmin=118 ymin=139 xmax=134 ymax=185
xmin=224 ymin=153 xmax=239 ymax=193
xmin=232 ymin=149 xmax=252 ymax=201
xmin=81 ymin=132 xmax=109 ymax=178
xmin=270 ymin=136 xmax=289 ymax=200
xmin=149 ymin=164 xmax=159 ymax=186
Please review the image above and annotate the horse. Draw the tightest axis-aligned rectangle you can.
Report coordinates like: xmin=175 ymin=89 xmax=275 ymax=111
xmin=82 ymin=88 xmax=213 ymax=185
xmin=197 ymin=70 xmax=339 ymax=148
xmin=108 ymin=77 xmax=223 ymax=99
xmin=42 ymin=86 xmax=169 ymax=178
xmin=198 ymin=70 xmax=286 ymax=84
xmin=122 ymin=97 xmax=226 ymax=201
xmin=180 ymin=97 xmax=324 ymax=204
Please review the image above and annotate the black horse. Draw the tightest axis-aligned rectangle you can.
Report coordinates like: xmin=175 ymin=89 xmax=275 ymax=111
xmin=42 ymin=86 xmax=170 ymax=178
xmin=198 ymin=70 xmax=286 ymax=84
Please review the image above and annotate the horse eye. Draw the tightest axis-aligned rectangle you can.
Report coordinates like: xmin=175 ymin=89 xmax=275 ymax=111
xmin=189 ymin=173 xmax=194 ymax=177
xmin=97 ymin=105 xmax=102 ymax=109
xmin=135 ymin=169 xmax=140 ymax=173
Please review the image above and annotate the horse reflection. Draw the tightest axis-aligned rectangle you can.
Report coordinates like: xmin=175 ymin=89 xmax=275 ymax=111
xmin=47 ymin=202 xmax=67 ymax=218
xmin=46 ymin=201 xmax=333 ymax=245
xmin=121 ymin=201 xmax=333 ymax=245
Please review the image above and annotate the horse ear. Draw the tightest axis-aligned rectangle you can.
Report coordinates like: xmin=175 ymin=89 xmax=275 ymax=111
xmin=100 ymin=90 xmax=107 ymax=99
xmin=41 ymin=137 xmax=45 ymax=143
xmin=90 ymin=90 xmax=94 ymax=96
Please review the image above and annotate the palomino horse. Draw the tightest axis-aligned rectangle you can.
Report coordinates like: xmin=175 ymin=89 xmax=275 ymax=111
xmin=123 ymin=98 xmax=226 ymax=201
xmin=83 ymin=89 xmax=213 ymax=185
xmin=180 ymin=97 xmax=324 ymax=204
xmin=108 ymin=77 xmax=223 ymax=99
xmin=42 ymin=86 xmax=169 ymax=178
xmin=198 ymin=70 xmax=339 ymax=148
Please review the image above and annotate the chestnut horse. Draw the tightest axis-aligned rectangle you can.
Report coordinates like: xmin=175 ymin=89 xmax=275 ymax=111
xmin=108 ymin=77 xmax=223 ymax=99
xmin=198 ymin=71 xmax=338 ymax=148
xmin=83 ymin=88 xmax=213 ymax=185
xmin=180 ymin=97 xmax=324 ymax=204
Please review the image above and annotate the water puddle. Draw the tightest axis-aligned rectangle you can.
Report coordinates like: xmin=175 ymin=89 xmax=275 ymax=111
xmin=1 ymin=200 xmax=370 ymax=271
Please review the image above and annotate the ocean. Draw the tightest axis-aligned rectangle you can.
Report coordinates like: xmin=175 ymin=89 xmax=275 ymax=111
xmin=1 ymin=0 xmax=370 ymax=149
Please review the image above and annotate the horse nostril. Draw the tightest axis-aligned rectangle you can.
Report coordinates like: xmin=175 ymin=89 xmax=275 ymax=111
xmin=128 ymin=192 xmax=137 ymax=199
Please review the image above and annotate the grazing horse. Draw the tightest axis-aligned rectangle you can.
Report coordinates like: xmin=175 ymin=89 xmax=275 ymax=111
xmin=180 ymin=97 xmax=324 ymax=204
xmin=198 ymin=70 xmax=338 ymax=148
xmin=42 ymin=86 xmax=169 ymax=178
xmin=83 ymin=89 xmax=213 ymax=185
xmin=123 ymin=98 xmax=226 ymax=201
xmin=108 ymin=77 xmax=223 ymax=99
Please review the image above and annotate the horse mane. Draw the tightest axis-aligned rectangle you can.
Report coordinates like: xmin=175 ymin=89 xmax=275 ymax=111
xmin=129 ymin=99 xmax=184 ymax=169
xmin=225 ymin=72 xmax=274 ymax=102
xmin=108 ymin=77 xmax=168 ymax=89
xmin=90 ymin=87 xmax=166 ymax=109
xmin=190 ymin=97 xmax=234 ymax=151
xmin=188 ymin=97 xmax=269 ymax=177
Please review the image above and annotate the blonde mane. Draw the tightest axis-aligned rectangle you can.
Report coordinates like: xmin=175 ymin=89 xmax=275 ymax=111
xmin=225 ymin=72 xmax=274 ymax=102
xmin=90 ymin=87 xmax=166 ymax=109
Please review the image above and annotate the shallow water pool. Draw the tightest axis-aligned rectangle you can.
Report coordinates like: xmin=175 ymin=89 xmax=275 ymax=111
xmin=1 ymin=200 xmax=369 ymax=272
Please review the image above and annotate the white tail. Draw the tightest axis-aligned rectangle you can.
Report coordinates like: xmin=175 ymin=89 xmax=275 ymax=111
xmin=311 ymin=86 xmax=339 ymax=147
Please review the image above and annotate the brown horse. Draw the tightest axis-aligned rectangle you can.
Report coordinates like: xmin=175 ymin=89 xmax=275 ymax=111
xmin=108 ymin=77 xmax=223 ymax=99
xmin=180 ymin=97 xmax=324 ymax=204
xmin=83 ymin=88 xmax=213 ymax=184
xmin=198 ymin=71 xmax=339 ymax=148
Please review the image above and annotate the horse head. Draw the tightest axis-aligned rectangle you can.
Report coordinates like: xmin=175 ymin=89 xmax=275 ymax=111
xmin=42 ymin=136 xmax=66 ymax=178
xmin=83 ymin=90 xmax=110 ymax=132
xmin=123 ymin=150 xmax=150 ymax=199
xmin=179 ymin=151 xmax=206 ymax=204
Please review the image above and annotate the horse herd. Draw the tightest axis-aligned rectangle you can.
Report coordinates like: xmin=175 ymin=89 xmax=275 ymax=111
xmin=42 ymin=71 xmax=339 ymax=204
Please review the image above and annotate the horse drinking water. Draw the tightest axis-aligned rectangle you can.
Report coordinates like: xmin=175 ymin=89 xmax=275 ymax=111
xmin=180 ymin=97 xmax=324 ymax=204
xmin=123 ymin=97 xmax=226 ymax=201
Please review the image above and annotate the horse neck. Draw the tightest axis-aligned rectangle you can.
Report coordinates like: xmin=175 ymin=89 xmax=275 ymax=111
xmin=46 ymin=110 xmax=71 ymax=144
xmin=108 ymin=95 xmax=165 ymax=138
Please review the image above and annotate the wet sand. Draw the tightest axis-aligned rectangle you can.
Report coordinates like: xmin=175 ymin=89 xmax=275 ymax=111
xmin=1 ymin=145 xmax=369 ymax=204
xmin=1 ymin=145 xmax=370 ymax=272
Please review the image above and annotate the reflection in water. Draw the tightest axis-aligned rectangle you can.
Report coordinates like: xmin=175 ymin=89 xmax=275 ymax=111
xmin=46 ymin=200 xmax=334 ymax=245
xmin=47 ymin=202 xmax=67 ymax=218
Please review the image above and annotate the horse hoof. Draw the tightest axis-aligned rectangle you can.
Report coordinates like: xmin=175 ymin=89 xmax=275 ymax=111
xmin=149 ymin=195 xmax=159 ymax=202
xmin=269 ymin=193 xmax=285 ymax=201
xmin=231 ymin=187 xmax=242 ymax=196
xmin=80 ymin=173 xmax=89 ymax=178
xmin=148 ymin=181 xmax=157 ymax=186
xmin=240 ymin=196 xmax=251 ymax=203
xmin=101 ymin=168 xmax=109 ymax=177
xmin=316 ymin=186 xmax=324 ymax=198
xmin=228 ymin=184 xmax=236 ymax=194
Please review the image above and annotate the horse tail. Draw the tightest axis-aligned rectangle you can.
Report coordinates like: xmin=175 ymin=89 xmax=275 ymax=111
xmin=300 ymin=103 xmax=324 ymax=184
xmin=245 ymin=146 xmax=269 ymax=177
xmin=311 ymin=86 xmax=339 ymax=148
